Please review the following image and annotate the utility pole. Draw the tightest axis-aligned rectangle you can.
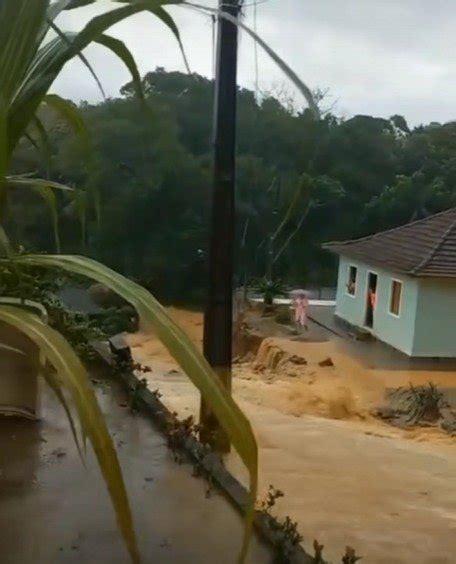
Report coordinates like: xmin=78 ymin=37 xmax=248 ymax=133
xmin=200 ymin=0 xmax=241 ymax=452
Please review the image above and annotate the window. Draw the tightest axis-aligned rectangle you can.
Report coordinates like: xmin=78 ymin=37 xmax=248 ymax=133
xmin=346 ymin=266 xmax=357 ymax=296
xmin=389 ymin=280 xmax=402 ymax=316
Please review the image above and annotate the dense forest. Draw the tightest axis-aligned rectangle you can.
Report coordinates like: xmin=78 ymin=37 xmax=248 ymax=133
xmin=9 ymin=68 xmax=456 ymax=304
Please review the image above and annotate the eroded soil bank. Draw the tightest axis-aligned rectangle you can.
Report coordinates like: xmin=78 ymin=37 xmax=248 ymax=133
xmin=128 ymin=308 xmax=456 ymax=564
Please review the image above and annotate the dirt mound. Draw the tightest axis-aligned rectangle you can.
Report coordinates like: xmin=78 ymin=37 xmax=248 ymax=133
xmin=254 ymin=338 xmax=288 ymax=371
xmin=232 ymin=320 xmax=263 ymax=359
xmin=236 ymin=337 xmax=380 ymax=421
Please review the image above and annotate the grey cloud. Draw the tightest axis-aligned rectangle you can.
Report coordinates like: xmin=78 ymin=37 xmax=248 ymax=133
xmin=51 ymin=0 xmax=456 ymax=126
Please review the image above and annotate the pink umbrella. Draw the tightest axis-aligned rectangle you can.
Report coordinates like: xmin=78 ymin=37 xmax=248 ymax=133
xmin=289 ymin=289 xmax=311 ymax=298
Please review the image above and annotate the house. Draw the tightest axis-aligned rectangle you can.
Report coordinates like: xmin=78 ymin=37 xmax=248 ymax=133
xmin=323 ymin=207 xmax=456 ymax=357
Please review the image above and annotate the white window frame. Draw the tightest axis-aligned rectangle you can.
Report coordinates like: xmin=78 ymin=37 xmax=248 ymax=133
xmin=388 ymin=278 xmax=403 ymax=318
xmin=346 ymin=264 xmax=358 ymax=298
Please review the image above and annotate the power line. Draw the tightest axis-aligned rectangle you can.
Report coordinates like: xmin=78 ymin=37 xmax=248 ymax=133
xmin=253 ymin=0 xmax=259 ymax=99
xmin=211 ymin=14 xmax=216 ymax=77
xmin=242 ymin=0 xmax=271 ymax=7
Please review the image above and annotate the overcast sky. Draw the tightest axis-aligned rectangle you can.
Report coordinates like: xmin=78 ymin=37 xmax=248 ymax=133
xmin=53 ymin=0 xmax=456 ymax=127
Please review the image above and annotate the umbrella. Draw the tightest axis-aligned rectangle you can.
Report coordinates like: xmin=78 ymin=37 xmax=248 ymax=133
xmin=289 ymin=289 xmax=311 ymax=298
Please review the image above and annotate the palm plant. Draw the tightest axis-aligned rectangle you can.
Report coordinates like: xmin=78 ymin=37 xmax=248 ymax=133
xmin=0 ymin=1 xmax=258 ymax=562
xmin=253 ymin=277 xmax=287 ymax=306
xmin=0 ymin=1 xmax=318 ymax=562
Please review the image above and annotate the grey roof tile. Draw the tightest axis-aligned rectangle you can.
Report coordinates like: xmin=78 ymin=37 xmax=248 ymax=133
xmin=323 ymin=207 xmax=456 ymax=277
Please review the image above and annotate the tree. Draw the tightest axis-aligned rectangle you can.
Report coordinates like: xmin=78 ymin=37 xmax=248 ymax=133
xmin=13 ymin=67 xmax=456 ymax=297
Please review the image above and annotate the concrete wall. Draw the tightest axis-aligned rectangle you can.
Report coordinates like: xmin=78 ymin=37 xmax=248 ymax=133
xmin=335 ymin=256 xmax=419 ymax=355
xmin=412 ymin=278 xmax=456 ymax=357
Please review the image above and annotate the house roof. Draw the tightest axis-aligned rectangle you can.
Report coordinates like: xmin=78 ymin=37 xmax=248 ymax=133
xmin=323 ymin=207 xmax=456 ymax=277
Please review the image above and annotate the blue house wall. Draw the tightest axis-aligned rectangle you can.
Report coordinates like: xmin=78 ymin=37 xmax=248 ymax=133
xmin=335 ymin=256 xmax=419 ymax=355
xmin=413 ymin=278 xmax=456 ymax=357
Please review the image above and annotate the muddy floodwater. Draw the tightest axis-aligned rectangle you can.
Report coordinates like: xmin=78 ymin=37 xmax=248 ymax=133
xmin=128 ymin=308 xmax=456 ymax=564
xmin=0 ymin=373 xmax=272 ymax=564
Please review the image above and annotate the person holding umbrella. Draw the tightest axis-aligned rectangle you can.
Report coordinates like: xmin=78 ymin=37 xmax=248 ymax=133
xmin=290 ymin=289 xmax=310 ymax=332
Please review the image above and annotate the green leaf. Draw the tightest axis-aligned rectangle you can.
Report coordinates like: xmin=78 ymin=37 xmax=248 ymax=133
xmin=47 ymin=20 xmax=107 ymax=99
xmin=38 ymin=1 xmax=77 ymax=53
xmin=8 ymin=1 xmax=183 ymax=154
xmin=7 ymin=176 xmax=75 ymax=192
xmin=24 ymin=131 xmax=39 ymax=151
xmin=0 ymin=0 xmax=47 ymax=106
xmin=42 ymin=94 xmax=89 ymax=142
xmin=0 ymin=97 xmax=6 ymax=180
xmin=151 ymin=6 xmax=191 ymax=75
xmin=16 ymin=253 xmax=258 ymax=562
xmin=0 ymin=225 xmax=12 ymax=257
xmin=41 ymin=362 xmax=85 ymax=464
xmin=0 ymin=296 xmax=48 ymax=321
xmin=48 ymin=0 xmax=75 ymax=21
xmin=0 ymin=95 xmax=7 ymax=214
xmin=0 ymin=341 xmax=26 ymax=356
xmin=36 ymin=185 xmax=61 ymax=252
xmin=64 ymin=0 xmax=97 ymax=9
xmin=30 ymin=115 xmax=53 ymax=170
xmin=0 ymin=305 xmax=140 ymax=564
xmin=94 ymin=34 xmax=144 ymax=100
xmin=7 ymin=176 xmax=66 ymax=252
xmin=72 ymin=191 xmax=88 ymax=250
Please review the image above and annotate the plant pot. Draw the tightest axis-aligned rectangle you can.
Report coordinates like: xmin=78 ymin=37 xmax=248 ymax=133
xmin=0 ymin=321 xmax=40 ymax=419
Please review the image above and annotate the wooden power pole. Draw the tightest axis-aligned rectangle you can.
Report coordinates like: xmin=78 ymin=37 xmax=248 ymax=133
xmin=200 ymin=0 xmax=241 ymax=452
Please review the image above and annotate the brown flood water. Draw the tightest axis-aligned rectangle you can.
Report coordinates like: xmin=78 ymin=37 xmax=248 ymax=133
xmin=0 ymin=373 xmax=272 ymax=564
xmin=128 ymin=308 xmax=456 ymax=564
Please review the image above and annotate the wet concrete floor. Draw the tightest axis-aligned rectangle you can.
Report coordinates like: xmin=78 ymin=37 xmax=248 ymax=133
xmin=0 ymin=373 xmax=272 ymax=564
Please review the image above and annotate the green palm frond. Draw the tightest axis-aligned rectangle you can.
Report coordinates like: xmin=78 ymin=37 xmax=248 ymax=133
xmin=0 ymin=96 xmax=7 ymax=205
xmin=95 ymin=34 xmax=144 ymax=100
xmin=48 ymin=0 xmax=75 ymax=23
xmin=0 ymin=296 xmax=48 ymax=321
xmin=7 ymin=175 xmax=74 ymax=192
xmin=0 ymin=305 xmax=140 ymax=564
xmin=7 ymin=176 xmax=76 ymax=251
xmin=4 ymin=1 xmax=183 ymax=159
xmin=34 ymin=184 xmax=61 ymax=251
xmin=15 ymin=252 xmax=258 ymax=562
xmin=48 ymin=19 xmax=107 ymax=99
xmin=0 ymin=225 xmax=12 ymax=256
xmin=0 ymin=341 xmax=26 ymax=355
xmin=0 ymin=0 xmax=48 ymax=106
xmin=72 ymin=190 xmax=88 ymax=249
xmin=30 ymin=115 xmax=53 ymax=166
xmin=42 ymin=94 xmax=89 ymax=142
xmin=42 ymin=361 xmax=85 ymax=462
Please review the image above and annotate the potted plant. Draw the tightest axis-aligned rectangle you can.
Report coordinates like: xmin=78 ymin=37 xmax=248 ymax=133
xmin=0 ymin=2 xmax=258 ymax=562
